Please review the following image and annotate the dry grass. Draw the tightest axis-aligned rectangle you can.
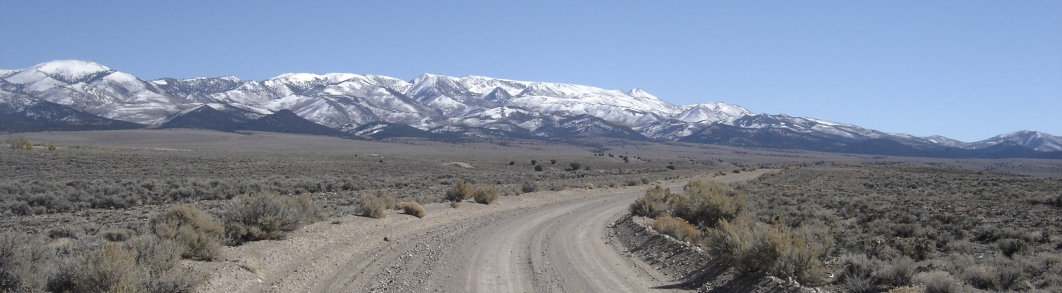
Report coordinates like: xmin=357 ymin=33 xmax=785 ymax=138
xmin=358 ymin=191 xmax=398 ymax=218
xmin=399 ymin=202 xmax=426 ymax=218
xmin=473 ymin=185 xmax=499 ymax=205
xmin=651 ymin=216 xmax=699 ymax=243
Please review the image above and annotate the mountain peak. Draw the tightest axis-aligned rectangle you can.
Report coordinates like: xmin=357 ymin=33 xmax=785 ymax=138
xmin=30 ymin=60 xmax=113 ymax=83
xmin=674 ymin=102 xmax=752 ymax=124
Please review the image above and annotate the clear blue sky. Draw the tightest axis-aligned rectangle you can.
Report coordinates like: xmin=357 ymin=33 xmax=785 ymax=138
xmin=2 ymin=1 xmax=1059 ymax=142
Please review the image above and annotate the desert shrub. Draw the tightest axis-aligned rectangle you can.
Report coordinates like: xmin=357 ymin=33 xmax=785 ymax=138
xmin=399 ymin=202 xmax=426 ymax=218
xmin=998 ymin=238 xmax=1026 ymax=257
xmin=76 ymin=242 xmax=140 ymax=292
xmin=707 ymin=215 xmax=829 ymax=285
xmin=13 ymin=137 xmax=32 ymax=150
xmin=534 ymin=165 xmax=543 ymax=172
xmin=839 ymin=254 xmax=879 ymax=292
xmin=101 ymin=229 xmax=132 ymax=242
xmin=48 ymin=226 xmax=80 ymax=240
xmin=963 ymin=265 xmax=996 ymax=290
xmin=708 ymin=216 xmax=777 ymax=274
xmin=992 ymin=258 xmax=1025 ymax=291
xmin=569 ymin=162 xmax=581 ymax=171
xmin=769 ymin=224 xmax=830 ymax=285
xmin=358 ymin=191 xmax=398 ymax=218
xmin=7 ymin=202 xmax=32 ymax=216
xmin=630 ymin=185 xmax=672 ymax=218
xmin=912 ymin=271 xmax=962 ymax=293
xmin=126 ymin=236 xmax=205 ymax=293
xmin=671 ymin=180 xmax=746 ymax=228
xmin=222 ymin=193 xmax=320 ymax=245
xmin=652 ymin=216 xmax=700 ymax=243
xmin=521 ymin=180 xmax=538 ymax=193
xmin=447 ymin=179 xmax=473 ymax=202
xmin=150 ymin=204 xmax=223 ymax=260
xmin=877 ymin=256 xmax=915 ymax=287
xmin=0 ymin=232 xmax=49 ymax=292
xmin=473 ymin=185 xmax=499 ymax=204
xmin=887 ymin=286 xmax=925 ymax=293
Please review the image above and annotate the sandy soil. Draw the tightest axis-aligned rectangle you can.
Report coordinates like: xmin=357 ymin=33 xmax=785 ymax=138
xmin=190 ymin=170 xmax=772 ymax=292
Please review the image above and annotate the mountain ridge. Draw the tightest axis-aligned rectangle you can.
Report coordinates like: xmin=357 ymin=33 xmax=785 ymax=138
xmin=2 ymin=60 xmax=1059 ymax=158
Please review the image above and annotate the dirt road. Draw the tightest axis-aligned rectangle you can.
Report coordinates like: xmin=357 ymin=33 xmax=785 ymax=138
xmin=193 ymin=170 xmax=771 ymax=292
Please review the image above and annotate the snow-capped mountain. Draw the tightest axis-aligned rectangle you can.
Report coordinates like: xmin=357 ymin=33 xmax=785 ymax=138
xmin=970 ymin=131 xmax=1062 ymax=152
xmin=1 ymin=60 xmax=1059 ymax=158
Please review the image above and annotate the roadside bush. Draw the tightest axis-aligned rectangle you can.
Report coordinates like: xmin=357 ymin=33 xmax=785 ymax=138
xmin=149 ymin=204 xmax=223 ymax=260
xmin=399 ymin=202 xmax=426 ymax=218
xmin=652 ymin=216 xmax=700 ymax=243
xmin=707 ymin=215 xmax=829 ymax=285
xmin=708 ymin=216 xmax=777 ymax=274
xmin=76 ymin=242 xmax=140 ymax=292
xmin=222 ymin=193 xmax=320 ymax=245
xmin=125 ymin=236 xmax=205 ymax=293
xmin=630 ymin=185 xmax=673 ymax=218
xmin=358 ymin=191 xmax=398 ymax=218
xmin=672 ymin=180 xmax=746 ymax=228
xmin=447 ymin=179 xmax=473 ymax=202
xmin=473 ymin=185 xmax=499 ymax=204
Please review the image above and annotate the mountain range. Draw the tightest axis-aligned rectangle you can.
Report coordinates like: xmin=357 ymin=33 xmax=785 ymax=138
xmin=2 ymin=60 xmax=1060 ymax=159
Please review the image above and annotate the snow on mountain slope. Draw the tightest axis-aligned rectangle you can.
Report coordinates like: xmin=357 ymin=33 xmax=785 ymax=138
xmin=25 ymin=60 xmax=113 ymax=83
xmin=674 ymin=103 xmax=752 ymax=124
xmin=972 ymin=131 xmax=1062 ymax=152
xmin=506 ymin=82 xmax=676 ymax=127
xmin=1 ymin=61 xmax=185 ymax=124
xmin=3 ymin=60 xmax=1059 ymax=156
xmin=405 ymin=74 xmax=529 ymax=116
